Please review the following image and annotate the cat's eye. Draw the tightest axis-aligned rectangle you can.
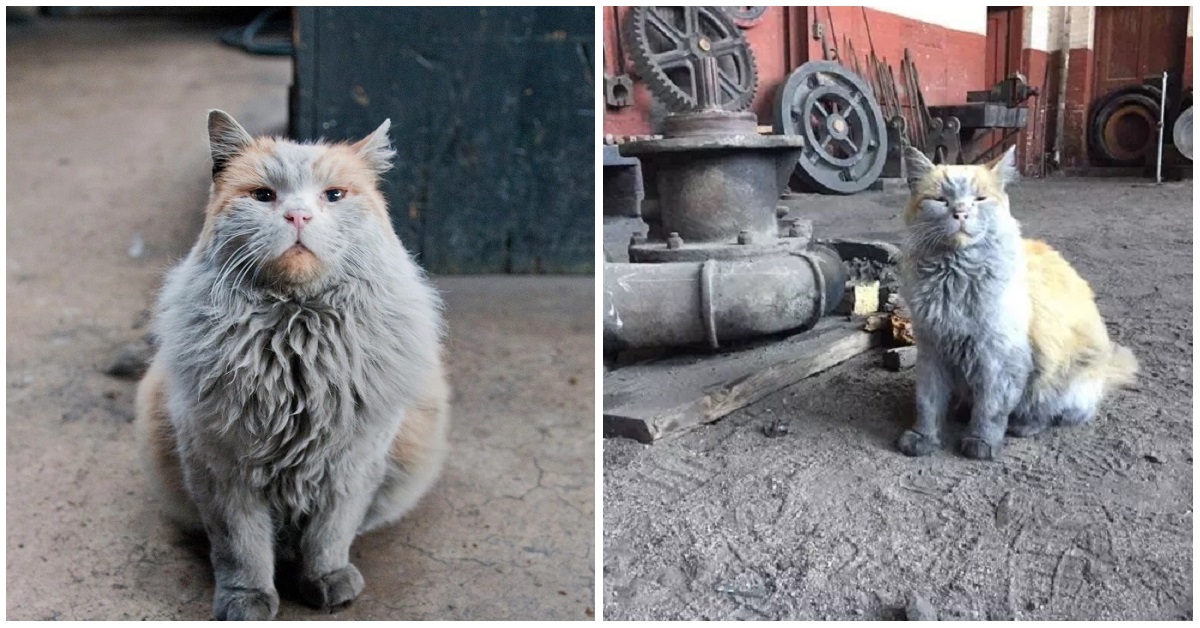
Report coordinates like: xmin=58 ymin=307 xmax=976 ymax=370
xmin=975 ymin=196 xmax=988 ymax=202
xmin=250 ymin=188 xmax=275 ymax=203
xmin=934 ymin=197 xmax=948 ymax=204
xmin=324 ymin=188 xmax=346 ymax=203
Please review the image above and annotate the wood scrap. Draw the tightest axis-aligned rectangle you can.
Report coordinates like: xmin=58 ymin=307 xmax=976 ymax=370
xmin=603 ymin=319 xmax=883 ymax=442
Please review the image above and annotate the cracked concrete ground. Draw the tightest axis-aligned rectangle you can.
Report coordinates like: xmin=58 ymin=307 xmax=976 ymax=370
xmin=6 ymin=13 xmax=594 ymax=620
xmin=604 ymin=179 xmax=1192 ymax=620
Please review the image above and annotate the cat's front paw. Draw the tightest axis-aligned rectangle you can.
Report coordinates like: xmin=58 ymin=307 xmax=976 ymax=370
xmin=897 ymin=430 xmax=939 ymax=457
xmin=960 ymin=437 xmax=1000 ymax=460
xmin=299 ymin=564 xmax=365 ymax=611
xmin=1006 ymin=421 xmax=1046 ymax=438
xmin=213 ymin=586 xmax=279 ymax=621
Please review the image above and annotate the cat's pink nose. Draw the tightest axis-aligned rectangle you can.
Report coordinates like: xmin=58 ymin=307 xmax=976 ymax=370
xmin=284 ymin=209 xmax=312 ymax=230
xmin=953 ymin=210 xmax=969 ymax=222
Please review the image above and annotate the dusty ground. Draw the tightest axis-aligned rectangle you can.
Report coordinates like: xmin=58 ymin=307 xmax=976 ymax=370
xmin=604 ymin=178 xmax=1192 ymax=620
xmin=6 ymin=13 xmax=593 ymax=620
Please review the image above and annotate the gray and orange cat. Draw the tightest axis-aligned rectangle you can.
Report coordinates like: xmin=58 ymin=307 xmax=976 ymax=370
xmin=896 ymin=146 xmax=1137 ymax=460
xmin=134 ymin=111 xmax=449 ymax=620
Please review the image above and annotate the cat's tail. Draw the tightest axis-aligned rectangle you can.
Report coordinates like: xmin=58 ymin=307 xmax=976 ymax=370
xmin=1099 ymin=342 xmax=1139 ymax=392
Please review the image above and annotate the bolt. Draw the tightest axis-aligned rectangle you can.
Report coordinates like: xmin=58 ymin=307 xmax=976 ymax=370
xmin=737 ymin=230 xmax=752 ymax=245
xmin=667 ymin=232 xmax=683 ymax=250
xmin=698 ymin=37 xmax=711 ymax=52
xmin=776 ymin=205 xmax=790 ymax=218
xmin=788 ymin=219 xmax=811 ymax=239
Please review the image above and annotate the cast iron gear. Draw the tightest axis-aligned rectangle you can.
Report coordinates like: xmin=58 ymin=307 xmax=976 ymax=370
xmin=626 ymin=6 xmax=758 ymax=113
xmin=1173 ymin=106 xmax=1192 ymax=160
xmin=722 ymin=6 xmax=767 ymax=28
xmin=773 ymin=61 xmax=887 ymax=194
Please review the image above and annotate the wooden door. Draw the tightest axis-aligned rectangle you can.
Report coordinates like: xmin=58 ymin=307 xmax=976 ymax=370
xmin=1093 ymin=6 xmax=1189 ymax=98
xmin=978 ymin=7 xmax=1023 ymax=162
xmin=985 ymin=7 xmax=1021 ymax=85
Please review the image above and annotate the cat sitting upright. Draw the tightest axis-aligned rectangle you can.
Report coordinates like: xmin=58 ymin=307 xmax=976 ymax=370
xmin=895 ymin=146 xmax=1137 ymax=461
xmin=134 ymin=111 xmax=449 ymax=620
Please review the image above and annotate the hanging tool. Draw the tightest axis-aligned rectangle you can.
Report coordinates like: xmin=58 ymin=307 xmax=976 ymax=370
xmin=604 ymin=7 xmax=634 ymax=108
xmin=812 ymin=21 xmax=836 ymax=62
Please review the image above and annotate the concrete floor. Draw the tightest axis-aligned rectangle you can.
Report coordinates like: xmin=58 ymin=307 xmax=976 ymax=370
xmin=604 ymin=179 xmax=1192 ymax=620
xmin=6 ymin=13 xmax=594 ymax=620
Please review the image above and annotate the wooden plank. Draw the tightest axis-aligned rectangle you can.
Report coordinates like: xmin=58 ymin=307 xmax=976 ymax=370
xmin=603 ymin=318 xmax=883 ymax=442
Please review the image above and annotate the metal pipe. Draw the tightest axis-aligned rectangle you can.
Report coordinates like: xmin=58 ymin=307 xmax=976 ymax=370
xmin=603 ymin=248 xmax=847 ymax=352
xmin=1053 ymin=7 xmax=1071 ymax=167
xmin=1157 ymin=71 xmax=1167 ymax=183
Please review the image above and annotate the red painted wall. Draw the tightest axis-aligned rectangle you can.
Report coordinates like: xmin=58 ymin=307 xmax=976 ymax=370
xmin=602 ymin=6 xmax=987 ymax=137
xmin=808 ymin=7 xmax=986 ymax=108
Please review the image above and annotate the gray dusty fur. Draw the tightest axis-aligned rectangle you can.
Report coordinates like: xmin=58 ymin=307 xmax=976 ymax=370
xmin=145 ymin=111 xmax=445 ymax=619
xmin=897 ymin=147 xmax=1036 ymax=459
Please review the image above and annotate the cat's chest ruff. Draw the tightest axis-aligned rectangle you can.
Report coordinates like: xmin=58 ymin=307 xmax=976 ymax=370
xmin=905 ymin=249 xmax=1029 ymax=348
xmin=910 ymin=257 xmax=995 ymax=313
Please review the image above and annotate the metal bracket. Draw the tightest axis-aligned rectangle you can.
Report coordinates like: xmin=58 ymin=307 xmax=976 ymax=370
xmin=604 ymin=74 xmax=633 ymax=108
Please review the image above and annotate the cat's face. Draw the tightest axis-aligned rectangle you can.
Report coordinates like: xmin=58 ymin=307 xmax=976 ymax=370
xmin=903 ymin=146 xmax=1017 ymax=250
xmin=200 ymin=111 xmax=395 ymax=291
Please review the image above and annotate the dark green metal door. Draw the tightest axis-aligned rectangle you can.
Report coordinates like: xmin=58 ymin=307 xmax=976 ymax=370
xmin=292 ymin=7 xmax=595 ymax=274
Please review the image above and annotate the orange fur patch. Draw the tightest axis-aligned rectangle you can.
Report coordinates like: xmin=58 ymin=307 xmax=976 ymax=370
xmin=264 ymin=244 xmax=323 ymax=284
xmin=1023 ymin=238 xmax=1111 ymax=384
xmin=389 ymin=356 xmax=450 ymax=472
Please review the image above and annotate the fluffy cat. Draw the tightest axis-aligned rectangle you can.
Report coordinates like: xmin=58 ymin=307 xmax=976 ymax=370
xmin=895 ymin=146 xmax=1137 ymax=460
xmin=133 ymin=111 xmax=449 ymax=620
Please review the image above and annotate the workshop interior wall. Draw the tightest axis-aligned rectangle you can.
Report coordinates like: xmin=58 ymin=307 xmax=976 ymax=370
xmin=602 ymin=6 xmax=1194 ymax=175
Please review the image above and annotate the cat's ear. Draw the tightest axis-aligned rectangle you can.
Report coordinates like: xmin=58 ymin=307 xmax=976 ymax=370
xmin=208 ymin=110 xmax=253 ymax=178
xmin=352 ymin=119 xmax=396 ymax=175
xmin=904 ymin=146 xmax=935 ymax=193
xmin=988 ymin=145 xmax=1019 ymax=189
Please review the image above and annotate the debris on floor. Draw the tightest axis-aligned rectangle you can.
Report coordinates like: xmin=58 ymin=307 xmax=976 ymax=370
xmin=889 ymin=307 xmax=915 ymax=346
xmin=882 ymin=346 xmax=918 ymax=371
xmin=837 ymin=279 xmax=880 ymax=316
xmin=763 ymin=418 xmax=791 ymax=437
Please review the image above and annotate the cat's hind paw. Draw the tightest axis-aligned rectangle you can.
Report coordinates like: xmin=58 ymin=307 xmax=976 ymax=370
xmin=299 ymin=564 xmax=365 ymax=611
xmin=960 ymin=437 xmax=1000 ymax=460
xmin=213 ymin=586 xmax=279 ymax=621
xmin=897 ymin=430 xmax=939 ymax=457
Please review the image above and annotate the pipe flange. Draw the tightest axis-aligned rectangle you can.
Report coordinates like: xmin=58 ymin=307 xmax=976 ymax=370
xmin=699 ymin=260 xmax=720 ymax=348
xmin=790 ymin=250 xmax=828 ymax=330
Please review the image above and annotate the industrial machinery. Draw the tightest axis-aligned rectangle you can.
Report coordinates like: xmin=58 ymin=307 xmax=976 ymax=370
xmin=625 ymin=5 xmax=758 ymax=113
xmin=604 ymin=6 xmax=849 ymax=353
xmin=772 ymin=61 xmax=888 ymax=194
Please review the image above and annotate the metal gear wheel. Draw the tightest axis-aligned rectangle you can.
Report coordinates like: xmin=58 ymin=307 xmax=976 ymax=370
xmin=626 ymin=6 xmax=758 ymax=113
xmin=773 ymin=61 xmax=887 ymax=194
xmin=722 ymin=6 xmax=767 ymax=28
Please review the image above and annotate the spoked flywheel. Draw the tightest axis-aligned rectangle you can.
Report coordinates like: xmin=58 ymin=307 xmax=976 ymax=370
xmin=626 ymin=6 xmax=758 ymax=113
xmin=773 ymin=61 xmax=887 ymax=194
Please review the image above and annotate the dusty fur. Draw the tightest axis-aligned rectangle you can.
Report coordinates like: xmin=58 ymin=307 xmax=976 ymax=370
xmin=135 ymin=110 xmax=449 ymax=620
xmin=896 ymin=146 xmax=1137 ymax=460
